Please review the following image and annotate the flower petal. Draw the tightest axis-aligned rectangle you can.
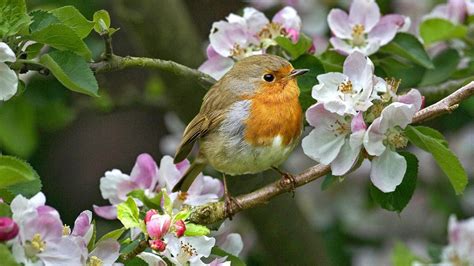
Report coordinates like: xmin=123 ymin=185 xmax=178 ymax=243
xmin=351 ymin=112 xmax=366 ymax=132
xmin=370 ymin=149 xmax=407 ymax=192
xmin=349 ymin=0 xmax=381 ymax=32
xmin=209 ymin=21 xmax=249 ymax=57
xmin=159 ymin=155 xmax=189 ymax=191
xmin=343 ymin=51 xmax=374 ymax=92
xmin=364 ymin=117 xmax=386 ymax=156
xmin=38 ymin=237 xmax=84 ymax=266
xmin=219 ymin=233 xmax=243 ymax=257
xmin=188 ymin=175 xmax=224 ymax=198
xmin=93 ymin=205 xmax=117 ymax=220
xmin=302 ymin=126 xmax=346 ymax=165
xmin=368 ymin=14 xmax=406 ymax=46
xmin=137 ymin=252 xmax=167 ymax=266
xmin=242 ymin=7 xmax=269 ymax=36
xmin=89 ymin=239 xmax=121 ymax=264
xmin=313 ymin=72 xmax=347 ymax=101
xmin=327 ymin=9 xmax=352 ymax=39
xmin=0 ymin=62 xmax=18 ymax=101
xmin=397 ymin=89 xmax=423 ymax=111
xmin=130 ymin=153 xmax=159 ymax=190
xmin=71 ymin=210 xmax=92 ymax=238
xmin=329 ymin=37 xmax=353 ymax=55
xmin=0 ymin=42 xmax=16 ymax=62
xmin=273 ymin=6 xmax=302 ymax=32
xmin=99 ymin=169 xmax=131 ymax=205
xmin=331 ymin=139 xmax=361 ymax=176
xmin=198 ymin=54 xmax=234 ymax=80
xmin=305 ymin=102 xmax=343 ymax=127
xmin=379 ymin=102 xmax=416 ymax=132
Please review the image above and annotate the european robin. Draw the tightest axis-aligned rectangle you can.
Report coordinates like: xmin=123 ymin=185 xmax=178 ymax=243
xmin=172 ymin=54 xmax=308 ymax=207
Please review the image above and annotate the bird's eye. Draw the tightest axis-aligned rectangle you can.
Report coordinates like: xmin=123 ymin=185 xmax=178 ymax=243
xmin=263 ymin=73 xmax=275 ymax=82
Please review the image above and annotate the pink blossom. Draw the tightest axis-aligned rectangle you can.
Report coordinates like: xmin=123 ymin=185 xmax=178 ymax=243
xmin=146 ymin=214 xmax=171 ymax=240
xmin=174 ymin=220 xmax=186 ymax=238
xmin=0 ymin=217 xmax=19 ymax=241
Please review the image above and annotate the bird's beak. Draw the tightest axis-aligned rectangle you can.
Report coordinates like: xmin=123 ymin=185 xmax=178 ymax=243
xmin=288 ymin=68 xmax=309 ymax=78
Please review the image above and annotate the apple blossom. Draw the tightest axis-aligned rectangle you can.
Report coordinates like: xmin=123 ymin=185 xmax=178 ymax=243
xmin=312 ymin=51 xmax=379 ymax=116
xmin=0 ymin=42 xmax=18 ymax=101
xmin=147 ymin=213 xmax=172 ymax=240
xmin=302 ymin=104 xmax=366 ymax=176
xmin=440 ymin=215 xmax=474 ymax=264
xmin=174 ymin=220 xmax=186 ymax=238
xmin=424 ymin=0 xmax=467 ymax=24
xmin=363 ymin=102 xmax=418 ymax=192
xmin=327 ymin=0 xmax=410 ymax=55
xmin=163 ymin=235 xmax=216 ymax=266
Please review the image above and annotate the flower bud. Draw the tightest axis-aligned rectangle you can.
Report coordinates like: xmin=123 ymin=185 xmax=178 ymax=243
xmin=149 ymin=239 xmax=166 ymax=252
xmin=145 ymin=209 xmax=158 ymax=224
xmin=0 ymin=217 xmax=19 ymax=241
xmin=146 ymin=214 xmax=171 ymax=239
xmin=174 ymin=220 xmax=186 ymax=238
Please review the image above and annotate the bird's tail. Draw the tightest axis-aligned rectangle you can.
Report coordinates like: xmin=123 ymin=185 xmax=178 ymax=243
xmin=172 ymin=160 xmax=207 ymax=192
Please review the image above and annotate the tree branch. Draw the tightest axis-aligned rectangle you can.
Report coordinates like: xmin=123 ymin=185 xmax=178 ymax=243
xmin=188 ymin=81 xmax=474 ymax=225
xmin=90 ymin=55 xmax=216 ymax=88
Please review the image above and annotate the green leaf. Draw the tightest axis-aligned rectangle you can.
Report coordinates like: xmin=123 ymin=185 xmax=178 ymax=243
xmin=93 ymin=10 xmax=111 ymax=34
xmin=30 ymin=24 xmax=92 ymax=60
xmin=0 ymin=244 xmax=20 ymax=266
xmin=0 ymin=156 xmax=42 ymax=202
xmin=405 ymin=125 xmax=468 ymax=195
xmin=378 ymin=57 xmax=426 ymax=89
xmin=405 ymin=126 xmax=448 ymax=148
xmin=127 ymin=189 xmax=162 ymax=210
xmin=0 ymin=202 xmax=12 ymax=217
xmin=173 ymin=209 xmax=191 ymax=222
xmin=0 ymin=0 xmax=30 ymax=38
xmin=379 ymin=32 xmax=434 ymax=69
xmin=420 ymin=49 xmax=461 ymax=86
xmin=98 ymin=227 xmax=126 ymax=243
xmin=276 ymin=34 xmax=312 ymax=59
xmin=212 ymin=247 xmax=246 ymax=266
xmin=391 ymin=242 xmax=421 ymax=266
xmin=321 ymin=174 xmax=340 ymax=191
xmin=369 ymin=152 xmax=418 ymax=212
xmin=25 ymin=43 xmax=44 ymax=59
xmin=0 ymin=98 xmax=38 ymax=158
xmin=29 ymin=10 xmax=60 ymax=33
xmin=420 ymin=18 xmax=468 ymax=45
xmin=40 ymin=50 xmax=99 ymax=96
xmin=156 ymin=189 xmax=172 ymax=215
xmin=184 ymin=223 xmax=210 ymax=236
xmin=50 ymin=6 xmax=94 ymax=39
xmin=117 ymin=197 xmax=141 ymax=229
xmin=291 ymin=54 xmax=325 ymax=111
xmin=319 ymin=50 xmax=344 ymax=72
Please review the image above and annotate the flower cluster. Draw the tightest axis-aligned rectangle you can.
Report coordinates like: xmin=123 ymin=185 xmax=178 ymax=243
xmin=327 ymin=0 xmax=410 ymax=55
xmin=1 ymin=192 xmax=120 ymax=265
xmin=302 ymin=51 xmax=423 ymax=193
xmin=199 ymin=6 xmax=302 ymax=79
xmin=95 ymin=153 xmax=243 ymax=265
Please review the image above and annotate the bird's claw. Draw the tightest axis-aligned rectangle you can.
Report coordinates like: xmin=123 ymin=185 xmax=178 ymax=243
xmin=279 ymin=172 xmax=296 ymax=197
xmin=224 ymin=195 xmax=242 ymax=220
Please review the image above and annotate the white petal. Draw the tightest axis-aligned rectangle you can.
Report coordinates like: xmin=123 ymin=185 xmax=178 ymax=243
xmin=302 ymin=127 xmax=346 ymax=165
xmin=0 ymin=42 xmax=16 ymax=62
xmin=348 ymin=0 xmax=381 ymax=32
xmin=364 ymin=118 xmax=386 ymax=156
xmin=329 ymin=37 xmax=354 ymax=55
xmin=242 ymin=7 xmax=269 ymax=35
xmin=313 ymin=72 xmax=347 ymax=101
xmin=137 ymin=252 xmax=167 ymax=266
xmin=209 ymin=21 xmax=249 ymax=57
xmin=186 ymin=236 xmax=216 ymax=262
xmin=99 ymin=169 xmax=130 ymax=205
xmin=89 ymin=239 xmax=120 ymax=265
xmin=198 ymin=55 xmax=234 ymax=80
xmin=343 ymin=51 xmax=374 ymax=92
xmin=370 ymin=149 xmax=406 ymax=192
xmin=219 ymin=233 xmax=243 ymax=256
xmin=331 ymin=139 xmax=361 ymax=176
xmin=0 ymin=63 xmax=18 ymax=101
xmin=327 ymin=9 xmax=352 ymax=39
xmin=397 ymin=89 xmax=423 ymax=111
xmin=305 ymin=102 xmax=343 ymax=127
xmin=272 ymin=6 xmax=302 ymax=32
xmin=379 ymin=102 xmax=416 ymax=132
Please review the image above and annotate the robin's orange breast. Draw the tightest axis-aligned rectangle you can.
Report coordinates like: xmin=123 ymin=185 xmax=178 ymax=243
xmin=243 ymin=78 xmax=303 ymax=146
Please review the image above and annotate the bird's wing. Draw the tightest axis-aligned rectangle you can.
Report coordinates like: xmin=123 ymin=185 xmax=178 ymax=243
xmin=174 ymin=84 xmax=240 ymax=163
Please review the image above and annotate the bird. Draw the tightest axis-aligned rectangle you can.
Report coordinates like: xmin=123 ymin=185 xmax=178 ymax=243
xmin=172 ymin=54 xmax=308 ymax=212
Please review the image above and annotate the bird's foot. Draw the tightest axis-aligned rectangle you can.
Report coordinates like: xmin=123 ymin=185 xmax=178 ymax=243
xmin=273 ymin=167 xmax=297 ymax=197
xmin=222 ymin=174 xmax=242 ymax=220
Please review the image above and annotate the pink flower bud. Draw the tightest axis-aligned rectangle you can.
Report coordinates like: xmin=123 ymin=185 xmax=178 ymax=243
xmin=146 ymin=214 xmax=171 ymax=239
xmin=174 ymin=220 xmax=186 ymax=238
xmin=145 ymin=209 xmax=158 ymax=224
xmin=0 ymin=217 xmax=19 ymax=241
xmin=149 ymin=239 xmax=167 ymax=252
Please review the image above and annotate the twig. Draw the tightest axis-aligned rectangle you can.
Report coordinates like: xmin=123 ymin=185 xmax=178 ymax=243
xmin=102 ymin=34 xmax=114 ymax=60
xmin=188 ymin=81 xmax=474 ymax=225
xmin=90 ymin=55 xmax=216 ymax=89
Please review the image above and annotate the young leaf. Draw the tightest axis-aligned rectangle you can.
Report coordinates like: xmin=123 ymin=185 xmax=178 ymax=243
xmin=420 ymin=18 xmax=468 ymax=45
xmin=369 ymin=152 xmax=418 ymax=212
xmin=405 ymin=126 xmax=448 ymax=148
xmin=0 ymin=155 xmax=42 ymax=203
xmin=50 ymin=6 xmax=94 ymax=39
xmin=0 ymin=0 xmax=30 ymax=38
xmin=420 ymin=48 xmax=461 ymax=86
xmin=30 ymin=24 xmax=92 ymax=60
xmin=0 ymin=244 xmax=20 ymax=266
xmin=93 ymin=10 xmax=111 ymax=34
xmin=0 ymin=98 xmax=38 ymax=158
xmin=379 ymin=33 xmax=434 ymax=69
xmin=117 ymin=197 xmax=141 ymax=229
xmin=405 ymin=125 xmax=468 ymax=195
xmin=276 ymin=34 xmax=312 ymax=59
xmin=40 ymin=50 xmax=99 ymax=97
xmin=391 ymin=242 xmax=423 ymax=266
xmin=212 ymin=247 xmax=246 ymax=266
xmin=98 ymin=227 xmax=126 ymax=243
xmin=29 ymin=10 xmax=60 ymax=32
xmin=184 ymin=223 xmax=210 ymax=236
xmin=291 ymin=54 xmax=324 ymax=110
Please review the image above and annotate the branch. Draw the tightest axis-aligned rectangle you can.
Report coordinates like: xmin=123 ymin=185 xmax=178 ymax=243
xmin=188 ymin=81 xmax=474 ymax=225
xmin=90 ymin=55 xmax=216 ymax=88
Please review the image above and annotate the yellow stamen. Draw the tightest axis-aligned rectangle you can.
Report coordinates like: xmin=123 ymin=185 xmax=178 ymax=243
xmin=63 ymin=225 xmax=71 ymax=236
xmin=387 ymin=129 xmax=408 ymax=149
xmin=88 ymin=256 xmax=103 ymax=266
xmin=351 ymin=24 xmax=366 ymax=46
xmin=338 ymin=80 xmax=353 ymax=94
xmin=31 ymin=233 xmax=46 ymax=253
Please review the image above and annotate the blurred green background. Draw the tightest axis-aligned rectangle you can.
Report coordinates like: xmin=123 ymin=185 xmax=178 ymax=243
xmin=1 ymin=0 xmax=472 ymax=265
